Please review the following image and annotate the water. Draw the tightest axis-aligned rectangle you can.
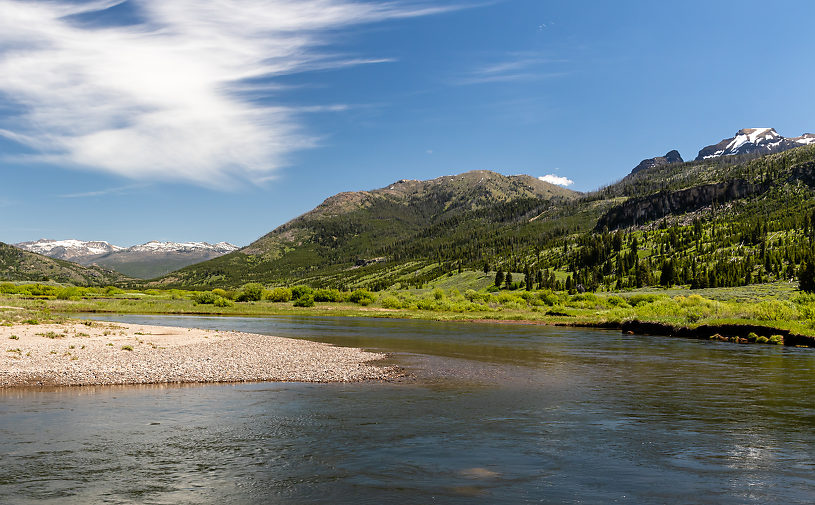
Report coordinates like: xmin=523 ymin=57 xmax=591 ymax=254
xmin=1 ymin=315 xmax=814 ymax=504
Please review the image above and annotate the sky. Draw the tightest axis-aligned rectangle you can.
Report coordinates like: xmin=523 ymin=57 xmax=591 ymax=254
xmin=2 ymin=0 xmax=815 ymax=247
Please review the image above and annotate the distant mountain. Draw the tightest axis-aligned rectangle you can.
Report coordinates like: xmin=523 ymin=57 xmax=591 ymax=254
xmin=158 ymin=170 xmax=579 ymax=288
xmin=15 ymin=239 xmax=123 ymax=263
xmin=0 ymin=242 xmax=130 ymax=286
xmin=630 ymin=150 xmax=683 ymax=175
xmin=91 ymin=241 xmax=239 ymax=279
xmin=15 ymin=240 xmax=238 ymax=279
xmin=695 ymin=128 xmax=815 ymax=160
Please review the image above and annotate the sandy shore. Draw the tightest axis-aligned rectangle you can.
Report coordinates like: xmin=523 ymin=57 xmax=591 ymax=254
xmin=0 ymin=320 xmax=397 ymax=387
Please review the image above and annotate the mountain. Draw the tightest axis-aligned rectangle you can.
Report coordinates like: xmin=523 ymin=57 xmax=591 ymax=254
xmin=12 ymin=127 xmax=815 ymax=294
xmin=0 ymin=242 xmax=130 ymax=286
xmin=158 ymin=170 xmax=579 ymax=288
xmin=14 ymin=239 xmax=123 ymax=263
xmin=631 ymin=150 xmax=683 ymax=175
xmin=91 ymin=241 xmax=239 ymax=279
xmin=15 ymin=240 xmax=239 ymax=279
xmin=163 ymin=137 xmax=815 ymax=293
xmin=695 ymin=128 xmax=815 ymax=160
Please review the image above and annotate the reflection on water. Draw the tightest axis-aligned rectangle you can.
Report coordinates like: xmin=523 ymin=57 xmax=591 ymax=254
xmin=1 ymin=315 xmax=814 ymax=504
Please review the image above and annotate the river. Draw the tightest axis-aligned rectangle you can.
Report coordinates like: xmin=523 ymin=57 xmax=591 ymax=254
xmin=1 ymin=315 xmax=813 ymax=504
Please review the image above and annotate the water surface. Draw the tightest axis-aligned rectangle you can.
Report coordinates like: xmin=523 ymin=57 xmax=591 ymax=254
xmin=1 ymin=315 xmax=813 ymax=504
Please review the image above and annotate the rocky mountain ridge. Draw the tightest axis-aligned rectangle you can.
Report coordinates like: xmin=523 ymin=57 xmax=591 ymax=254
xmin=695 ymin=128 xmax=815 ymax=160
xmin=631 ymin=150 xmax=684 ymax=175
xmin=15 ymin=239 xmax=239 ymax=279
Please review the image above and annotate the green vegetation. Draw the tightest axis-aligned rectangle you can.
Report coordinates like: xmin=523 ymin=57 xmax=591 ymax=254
xmin=2 ymin=282 xmax=814 ymax=346
xmin=0 ymin=243 xmax=130 ymax=286
xmin=138 ymin=146 xmax=815 ymax=298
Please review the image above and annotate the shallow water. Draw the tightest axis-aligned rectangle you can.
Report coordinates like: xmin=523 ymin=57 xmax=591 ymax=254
xmin=1 ymin=315 xmax=814 ymax=504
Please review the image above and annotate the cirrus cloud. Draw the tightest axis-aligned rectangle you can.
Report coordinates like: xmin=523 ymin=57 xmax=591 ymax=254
xmin=538 ymin=174 xmax=574 ymax=186
xmin=0 ymin=0 xmax=463 ymax=188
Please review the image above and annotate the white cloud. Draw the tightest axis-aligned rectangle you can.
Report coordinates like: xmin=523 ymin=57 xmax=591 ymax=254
xmin=454 ymin=53 xmax=568 ymax=85
xmin=0 ymin=0 xmax=462 ymax=188
xmin=538 ymin=174 xmax=573 ymax=186
xmin=58 ymin=183 xmax=149 ymax=198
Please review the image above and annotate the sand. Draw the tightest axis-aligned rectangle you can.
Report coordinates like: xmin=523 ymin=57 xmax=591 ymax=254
xmin=0 ymin=320 xmax=397 ymax=387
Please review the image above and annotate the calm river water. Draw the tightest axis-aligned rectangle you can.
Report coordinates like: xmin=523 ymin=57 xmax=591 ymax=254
xmin=1 ymin=315 xmax=814 ymax=504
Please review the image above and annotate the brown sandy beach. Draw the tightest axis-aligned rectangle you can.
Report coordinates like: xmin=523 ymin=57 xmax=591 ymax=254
xmin=0 ymin=320 xmax=397 ymax=387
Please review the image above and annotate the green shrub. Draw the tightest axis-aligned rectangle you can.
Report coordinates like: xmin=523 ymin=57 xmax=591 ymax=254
xmin=194 ymin=291 xmax=220 ymax=304
xmin=265 ymin=287 xmax=292 ymax=302
xmin=752 ymin=300 xmax=797 ymax=321
xmin=290 ymin=285 xmax=314 ymax=300
xmin=768 ymin=335 xmax=784 ymax=345
xmin=313 ymin=288 xmax=342 ymax=302
xmin=237 ymin=283 xmax=264 ymax=302
xmin=349 ymin=289 xmax=375 ymax=306
xmin=211 ymin=288 xmax=233 ymax=300
xmin=380 ymin=296 xmax=402 ymax=309
xmin=416 ymin=299 xmax=436 ymax=310
xmin=755 ymin=336 xmax=769 ymax=344
xmin=746 ymin=332 xmax=759 ymax=342
xmin=538 ymin=292 xmax=559 ymax=306
xmin=293 ymin=294 xmax=315 ymax=307
xmin=213 ymin=296 xmax=233 ymax=307
xmin=606 ymin=295 xmax=630 ymax=308
xmin=433 ymin=288 xmax=445 ymax=301
xmin=121 ymin=345 xmax=134 ymax=351
xmin=627 ymin=294 xmax=661 ymax=307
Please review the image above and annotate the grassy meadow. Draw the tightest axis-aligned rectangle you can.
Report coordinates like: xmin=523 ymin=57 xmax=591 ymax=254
xmin=2 ymin=275 xmax=815 ymax=346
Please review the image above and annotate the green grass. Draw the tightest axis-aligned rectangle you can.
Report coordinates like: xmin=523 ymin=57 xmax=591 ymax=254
xmin=2 ymin=282 xmax=814 ymax=345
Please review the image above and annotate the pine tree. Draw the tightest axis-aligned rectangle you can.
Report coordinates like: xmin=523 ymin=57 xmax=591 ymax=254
xmin=494 ymin=269 xmax=504 ymax=288
xmin=799 ymin=261 xmax=815 ymax=293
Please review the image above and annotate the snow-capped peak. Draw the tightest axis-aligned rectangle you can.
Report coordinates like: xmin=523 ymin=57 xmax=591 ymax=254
xmin=696 ymin=128 xmax=812 ymax=160
xmin=127 ymin=241 xmax=239 ymax=253
xmin=15 ymin=239 xmax=123 ymax=260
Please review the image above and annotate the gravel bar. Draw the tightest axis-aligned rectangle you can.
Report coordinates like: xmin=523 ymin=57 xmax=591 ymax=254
xmin=0 ymin=321 xmax=398 ymax=387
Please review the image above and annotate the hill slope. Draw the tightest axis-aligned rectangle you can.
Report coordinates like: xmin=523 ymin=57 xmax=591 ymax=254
xmin=158 ymin=170 xmax=578 ymax=288
xmin=0 ymin=243 xmax=131 ymax=286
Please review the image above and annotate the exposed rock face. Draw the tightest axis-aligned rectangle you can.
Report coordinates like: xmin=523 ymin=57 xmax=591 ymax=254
xmin=631 ymin=150 xmax=683 ymax=175
xmin=696 ymin=128 xmax=815 ymax=160
xmin=597 ymin=179 xmax=765 ymax=230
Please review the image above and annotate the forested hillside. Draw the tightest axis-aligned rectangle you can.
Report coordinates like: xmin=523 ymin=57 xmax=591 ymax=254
xmin=0 ymin=243 xmax=131 ymax=286
xmin=154 ymin=145 xmax=815 ymax=292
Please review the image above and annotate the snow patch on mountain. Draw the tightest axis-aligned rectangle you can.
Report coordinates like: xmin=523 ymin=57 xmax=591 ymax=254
xmin=128 ymin=241 xmax=238 ymax=254
xmin=16 ymin=239 xmax=238 ymax=260
xmin=15 ymin=239 xmax=123 ymax=260
xmin=696 ymin=128 xmax=815 ymax=161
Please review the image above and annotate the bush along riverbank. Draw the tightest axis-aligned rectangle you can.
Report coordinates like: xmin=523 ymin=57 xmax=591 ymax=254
xmin=2 ymin=282 xmax=814 ymax=349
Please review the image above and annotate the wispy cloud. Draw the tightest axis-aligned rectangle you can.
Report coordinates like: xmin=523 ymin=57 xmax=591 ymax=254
xmin=0 ymin=0 xmax=464 ymax=188
xmin=538 ymin=174 xmax=573 ymax=187
xmin=58 ymin=183 xmax=149 ymax=199
xmin=454 ymin=53 xmax=567 ymax=85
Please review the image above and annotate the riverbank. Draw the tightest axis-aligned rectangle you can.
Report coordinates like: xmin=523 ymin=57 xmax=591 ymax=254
xmin=0 ymin=320 xmax=397 ymax=387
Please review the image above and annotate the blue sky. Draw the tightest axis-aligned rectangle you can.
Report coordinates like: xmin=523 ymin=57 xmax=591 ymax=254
xmin=2 ymin=0 xmax=814 ymax=246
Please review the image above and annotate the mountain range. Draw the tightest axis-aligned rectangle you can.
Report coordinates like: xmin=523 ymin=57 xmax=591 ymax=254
xmin=4 ymin=127 xmax=814 ymax=292
xmin=14 ymin=240 xmax=238 ymax=279
xmin=158 ymin=127 xmax=815 ymax=290
xmin=695 ymin=127 xmax=815 ymax=160
xmin=0 ymin=242 xmax=129 ymax=286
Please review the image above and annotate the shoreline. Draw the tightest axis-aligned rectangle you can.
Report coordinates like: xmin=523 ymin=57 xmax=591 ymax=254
xmin=1 ymin=320 xmax=399 ymax=388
